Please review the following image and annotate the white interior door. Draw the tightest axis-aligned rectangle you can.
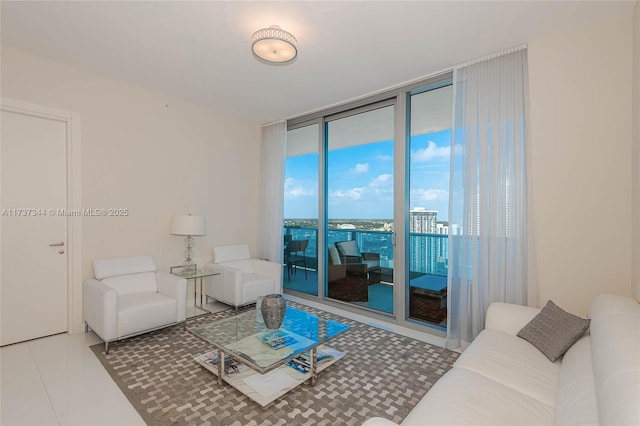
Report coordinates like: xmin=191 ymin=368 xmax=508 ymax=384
xmin=1 ymin=108 xmax=68 ymax=346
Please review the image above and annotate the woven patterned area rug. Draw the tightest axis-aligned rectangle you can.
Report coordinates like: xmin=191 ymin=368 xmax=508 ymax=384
xmin=90 ymin=303 xmax=458 ymax=426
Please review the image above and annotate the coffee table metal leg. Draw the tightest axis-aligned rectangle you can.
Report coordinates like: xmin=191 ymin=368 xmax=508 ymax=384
xmin=310 ymin=347 xmax=317 ymax=386
xmin=218 ymin=351 xmax=224 ymax=385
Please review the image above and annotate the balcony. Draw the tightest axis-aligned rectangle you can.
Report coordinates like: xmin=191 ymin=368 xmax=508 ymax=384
xmin=283 ymin=226 xmax=448 ymax=327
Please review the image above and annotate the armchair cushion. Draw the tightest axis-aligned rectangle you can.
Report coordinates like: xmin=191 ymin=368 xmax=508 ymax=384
xmin=243 ymin=274 xmax=277 ymax=302
xmin=101 ymin=271 xmax=157 ymax=296
xmin=93 ymin=255 xmax=157 ymax=280
xmin=222 ymin=259 xmax=255 ymax=274
xmin=118 ymin=292 xmax=177 ymax=337
xmin=213 ymin=244 xmax=251 ymax=263
xmin=335 ymin=241 xmax=381 ymax=270
xmin=336 ymin=240 xmax=361 ymax=258
xmin=328 ymin=247 xmax=342 ymax=265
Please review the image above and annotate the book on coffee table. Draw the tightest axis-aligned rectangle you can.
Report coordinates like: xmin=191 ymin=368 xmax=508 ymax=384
xmin=286 ymin=346 xmax=344 ymax=374
xmin=196 ymin=350 xmax=249 ymax=375
xmin=258 ymin=330 xmax=298 ymax=350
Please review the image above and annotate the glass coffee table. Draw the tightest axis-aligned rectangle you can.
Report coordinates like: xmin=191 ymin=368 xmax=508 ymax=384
xmin=190 ymin=306 xmax=350 ymax=406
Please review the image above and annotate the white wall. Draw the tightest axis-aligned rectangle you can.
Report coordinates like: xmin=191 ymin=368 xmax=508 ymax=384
xmin=1 ymin=47 xmax=263 ymax=332
xmin=528 ymin=12 xmax=634 ymax=315
xmin=633 ymin=1 xmax=640 ymax=301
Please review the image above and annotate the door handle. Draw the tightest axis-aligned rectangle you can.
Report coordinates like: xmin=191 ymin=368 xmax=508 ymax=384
xmin=49 ymin=242 xmax=65 ymax=247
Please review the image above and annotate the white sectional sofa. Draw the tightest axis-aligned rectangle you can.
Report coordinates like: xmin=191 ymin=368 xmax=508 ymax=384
xmin=363 ymin=294 xmax=640 ymax=425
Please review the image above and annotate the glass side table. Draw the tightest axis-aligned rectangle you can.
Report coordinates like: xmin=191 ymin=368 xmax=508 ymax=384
xmin=171 ymin=266 xmax=219 ymax=318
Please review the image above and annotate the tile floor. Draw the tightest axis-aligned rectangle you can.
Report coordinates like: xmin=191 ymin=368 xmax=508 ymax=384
xmin=0 ymin=300 xmax=232 ymax=426
xmin=0 ymin=299 xmax=444 ymax=425
xmin=0 ymin=331 xmax=144 ymax=426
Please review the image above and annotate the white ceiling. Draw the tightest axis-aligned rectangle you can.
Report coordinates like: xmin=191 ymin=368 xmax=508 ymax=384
xmin=1 ymin=1 xmax=634 ymax=123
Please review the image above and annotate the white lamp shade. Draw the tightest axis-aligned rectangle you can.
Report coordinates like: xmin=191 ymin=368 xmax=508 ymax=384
xmin=170 ymin=215 xmax=207 ymax=236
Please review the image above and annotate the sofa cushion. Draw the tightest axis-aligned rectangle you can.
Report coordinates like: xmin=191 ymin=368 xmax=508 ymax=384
xmin=117 ymin=292 xmax=177 ymax=337
xmin=402 ymin=368 xmax=553 ymax=426
xmin=454 ymin=329 xmax=561 ymax=406
xmin=589 ymin=294 xmax=640 ymax=426
xmin=102 ymin=272 xmax=157 ymax=296
xmin=517 ymin=300 xmax=590 ymax=362
xmin=554 ymin=334 xmax=599 ymax=426
xmin=93 ymin=255 xmax=157 ymax=280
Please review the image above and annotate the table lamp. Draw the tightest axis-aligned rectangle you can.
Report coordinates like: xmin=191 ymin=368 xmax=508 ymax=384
xmin=170 ymin=214 xmax=207 ymax=275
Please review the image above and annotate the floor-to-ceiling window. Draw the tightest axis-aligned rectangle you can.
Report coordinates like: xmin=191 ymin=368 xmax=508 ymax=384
xmin=283 ymin=123 xmax=319 ymax=295
xmin=407 ymin=82 xmax=453 ymax=328
xmin=283 ymin=73 xmax=453 ymax=335
xmin=326 ymin=103 xmax=395 ymax=314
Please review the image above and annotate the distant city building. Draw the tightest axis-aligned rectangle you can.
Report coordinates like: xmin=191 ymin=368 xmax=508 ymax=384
xmin=410 ymin=208 xmax=437 ymax=273
xmin=436 ymin=222 xmax=449 ymax=235
xmin=410 ymin=208 xmax=437 ymax=233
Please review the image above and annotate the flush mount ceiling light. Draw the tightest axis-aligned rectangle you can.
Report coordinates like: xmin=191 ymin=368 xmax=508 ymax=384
xmin=251 ymin=25 xmax=297 ymax=64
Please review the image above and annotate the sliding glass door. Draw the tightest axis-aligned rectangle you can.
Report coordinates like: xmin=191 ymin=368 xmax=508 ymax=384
xmin=407 ymin=82 xmax=452 ymax=328
xmin=283 ymin=73 xmax=453 ymax=334
xmin=325 ymin=103 xmax=395 ymax=314
xmin=283 ymin=124 xmax=319 ymax=295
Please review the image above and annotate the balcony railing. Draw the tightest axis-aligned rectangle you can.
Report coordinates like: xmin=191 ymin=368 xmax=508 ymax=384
xmin=283 ymin=226 xmax=448 ymax=277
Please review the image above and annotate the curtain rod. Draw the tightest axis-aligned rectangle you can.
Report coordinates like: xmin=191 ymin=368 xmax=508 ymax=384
xmin=270 ymin=44 xmax=527 ymax=126
xmin=454 ymin=44 xmax=528 ymax=70
xmin=261 ymin=119 xmax=286 ymax=128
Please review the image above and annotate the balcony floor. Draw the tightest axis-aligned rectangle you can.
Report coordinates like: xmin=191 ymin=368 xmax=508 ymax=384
xmin=284 ymin=266 xmax=447 ymax=328
xmin=284 ymin=267 xmax=394 ymax=314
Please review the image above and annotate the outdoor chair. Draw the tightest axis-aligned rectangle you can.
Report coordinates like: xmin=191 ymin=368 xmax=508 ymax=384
xmin=284 ymin=239 xmax=309 ymax=280
xmin=326 ymin=247 xmax=369 ymax=302
xmin=335 ymin=240 xmax=381 ymax=283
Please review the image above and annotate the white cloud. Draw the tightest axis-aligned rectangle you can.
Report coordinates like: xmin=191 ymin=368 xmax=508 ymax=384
xmin=350 ymin=163 xmax=369 ymax=174
xmin=412 ymin=141 xmax=450 ymax=162
xmin=331 ymin=187 xmax=365 ymax=200
xmin=329 ymin=174 xmax=393 ymax=204
xmin=413 ymin=188 xmax=449 ymax=202
xmin=284 ymin=177 xmax=315 ymax=199
xmin=370 ymin=173 xmax=393 ymax=187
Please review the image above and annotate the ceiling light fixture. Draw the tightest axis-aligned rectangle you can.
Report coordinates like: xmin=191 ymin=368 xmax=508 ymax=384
xmin=251 ymin=25 xmax=297 ymax=64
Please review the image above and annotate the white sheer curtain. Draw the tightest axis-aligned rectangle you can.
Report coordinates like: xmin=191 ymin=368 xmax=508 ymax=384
xmin=259 ymin=121 xmax=287 ymax=267
xmin=447 ymin=48 xmax=532 ymax=349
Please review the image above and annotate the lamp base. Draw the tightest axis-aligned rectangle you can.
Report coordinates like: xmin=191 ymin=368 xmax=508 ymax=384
xmin=181 ymin=261 xmax=196 ymax=275
xmin=182 ymin=235 xmax=196 ymax=275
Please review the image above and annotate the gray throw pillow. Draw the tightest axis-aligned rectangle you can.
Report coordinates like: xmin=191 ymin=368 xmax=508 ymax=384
xmin=517 ymin=300 xmax=590 ymax=362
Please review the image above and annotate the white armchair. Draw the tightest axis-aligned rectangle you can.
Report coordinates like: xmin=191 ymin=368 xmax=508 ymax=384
xmin=204 ymin=244 xmax=281 ymax=309
xmin=83 ymin=255 xmax=187 ymax=353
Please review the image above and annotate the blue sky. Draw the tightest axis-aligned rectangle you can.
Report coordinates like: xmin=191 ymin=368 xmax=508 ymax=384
xmin=284 ymin=129 xmax=451 ymax=222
